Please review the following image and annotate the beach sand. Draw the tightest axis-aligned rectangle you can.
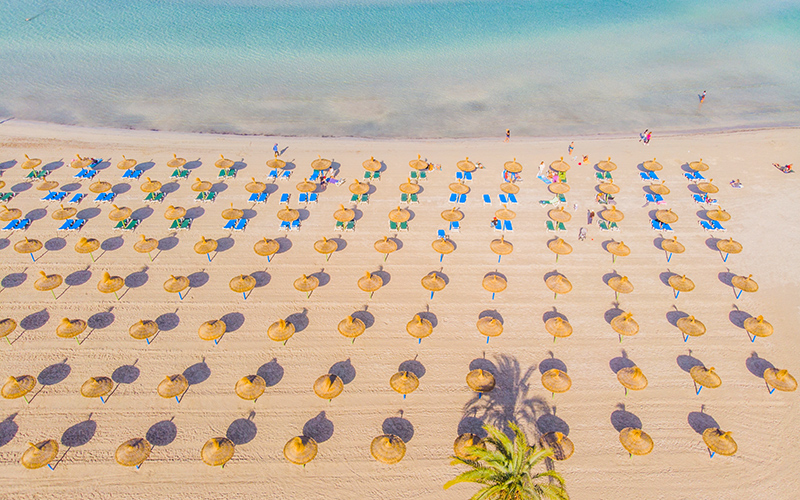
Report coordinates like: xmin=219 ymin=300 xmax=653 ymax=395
xmin=0 ymin=121 xmax=798 ymax=499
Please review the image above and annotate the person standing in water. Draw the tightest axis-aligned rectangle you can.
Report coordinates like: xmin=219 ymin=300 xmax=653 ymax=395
xmin=699 ymin=90 xmax=707 ymax=108
xmin=505 ymin=129 xmax=510 ymax=142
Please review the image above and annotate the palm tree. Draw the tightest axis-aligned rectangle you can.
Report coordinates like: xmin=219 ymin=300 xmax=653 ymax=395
xmin=444 ymin=422 xmax=569 ymax=500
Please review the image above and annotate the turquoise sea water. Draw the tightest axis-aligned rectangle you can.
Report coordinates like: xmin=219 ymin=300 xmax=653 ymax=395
xmin=0 ymin=0 xmax=798 ymax=138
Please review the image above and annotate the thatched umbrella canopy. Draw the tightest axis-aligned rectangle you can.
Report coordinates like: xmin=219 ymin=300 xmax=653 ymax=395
xmin=97 ymin=271 xmax=124 ymax=296
xmin=676 ymin=316 xmax=706 ymax=338
xmin=333 ymin=205 xmax=355 ymax=224
xmin=374 ymin=237 xmax=398 ymax=260
xmin=358 ymin=272 xmax=383 ymax=295
xmin=34 ymin=271 xmax=63 ymax=296
xmin=611 ymin=312 xmax=639 ymax=337
xmin=550 ymin=157 xmax=570 ymax=172
xmin=669 ymin=275 xmax=695 ymax=296
xmin=2 ymin=375 xmax=36 ymax=400
xmin=490 ymin=236 xmax=513 ymax=257
xmin=449 ymin=181 xmax=470 ymax=195
xmin=619 ymin=428 xmax=653 ymax=456
xmin=14 ymin=237 xmax=42 ymax=255
xmin=504 ymin=159 xmax=523 ymax=173
xmin=539 ymin=432 xmax=574 ymax=461
xmin=338 ymin=315 xmax=366 ymax=339
xmin=266 ymin=157 xmax=286 ymax=169
xmin=296 ymin=179 xmax=317 ymax=193
xmin=547 ymin=238 xmax=573 ymax=258
xmin=134 ymin=235 xmax=158 ymax=254
xmin=607 ymin=241 xmax=630 ymax=262
xmin=409 ymin=155 xmax=428 ymax=170
xmin=702 ymin=428 xmax=737 ymax=456
xmin=457 ymin=158 xmax=476 ymax=172
xmin=140 ymin=178 xmax=162 ymax=193
xmin=388 ymin=207 xmax=410 ymax=223
xmin=56 ymin=318 xmax=87 ymax=339
xmin=267 ymin=319 xmax=295 ymax=342
xmin=116 ymin=156 xmax=137 ymax=170
xmin=163 ymin=275 xmax=190 ymax=295
xmin=314 ymin=237 xmax=338 ymax=260
xmin=482 ymin=274 xmax=507 ymax=295
xmin=21 ymin=440 xmax=59 ymax=469
xmin=661 ymin=237 xmax=685 ymax=255
xmin=191 ymin=178 xmax=212 ymax=192
xmin=732 ymin=274 xmax=758 ymax=295
xmin=432 ymin=237 xmax=455 ymax=257
xmin=108 ymin=205 xmax=132 ymax=222
xmin=454 ymin=433 xmax=485 ymax=460
xmin=649 ymin=181 xmax=670 ymax=195
xmin=545 ymin=317 xmax=572 ymax=339
xmin=52 ymin=204 xmax=77 ymax=220
xmin=36 ymin=179 xmax=59 ymax=191
xmin=764 ymin=368 xmax=797 ymax=392
xmin=697 ymin=179 xmax=719 ymax=194
xmin=74 ymin=237 xmax=100 ymax=259
xmin=293 ymin=274 xmax=319 ymax=297
xmin=421 ymin=272 xmax=446 ymax=296
xmin=284 ymin=436 xmax=318 ymax=465
xmin=201 ymin=437 xmax=235 ymax=467
xmin=440 ymin=208 xmax=463 ymax=222
xmin=349 ymin=180 xmax=370 ymax=195
xmin=399 ymin=179 xmax=420 ymax=194
xmin=314 ymin=374 xmax=343 ymax=400
xmin=500 ymin=182 xmax=519 ymax=194
xmin=254 ymin=238 xmax=279 ymax=260
xmin=362 ymin=157 xmax=381 ymax=172
xmin=608 ymin=276 xmax=633 ymax=296
xmin=157 ymin=374 xmax=188 ymax=399
xmin=198 ymin=319 xmax=227 ymax=342
xmin=541 ymin=369 xmax=572 ymax=394
xmin=617 ymin=366 xmax=648 ymax=391
xmin=743 ymin=315 xmax=772 ymax=338
xmin=716 ymin=238 xmax=742 ymax=257
xmin=0 ymin=318 xmax=17 ymax=341
xmin=215 ymin=155 xmax=234 ymax=169
xmin=167 ymin=154 xmax=187 ymax=169
xmin=689 ymin=159 xmax=709 ymax=171
xmin=164 ymin=205 xmax=186 ymax=221
xmin=115 ymin=438 xmax=151 ymax=467
xmin=371 ymin=435 xmax=406 ymax=464
xmin=0 ymin=205 xmax=22 ymax=221
xmin=706 ymin=207 xmax=731 ymax=222
xmin=194 ymin=236 xmax=218 ymax=258
xmin=80 ymin=376 xmax=114 ymax=399
xmin=466 ymin=369 xmax=495 ymax=393
xmin=406 ymin=315 xmax=433 ymax=340
xmin=597 ymin=157 xmax=617 ymax=171
xmin=245 ymin=178 xmax=267 ymax=194
xmin=600 ymin=206 xmax=624 ymax=222
xmin=656 ymin=209 xmax=678 ymax=224
xmin=598 ymin=180 xmax=620 ymax=195
xmin=495 ymin=206 xmax=516 ymax=220
xmin=545 ymin=274 xmax=572 ymax=297
xmin=72 ymin=155 xmax=91 ymax=169
xmin=476 ymin=317 xmax=503 ymax=338
xmin=229 ymin=274 xmax=256 ymax=296
xmin=221 ymin=204 xmax=244 ymax=220
xmin=390 ymin=371 xmax=419 ymax=396
xmin=235 ymin=375 xmax=266 ymax=401
xmin=21 ymin=154 xmax=43 ymax=170
xmin=129 ymin=319 xmax=158 ymax=341
xmin=690 ymin=366 xmax=722 ymax=390
xmin=548 ymin=207 xmax=571 ymax=223
xmin=548 ymin=182 xmax=570 ymax=194
xmin=311 ymin=156 xmax=332 ymax=170
xmin=642 ymin=158 xmax=663 ymax=171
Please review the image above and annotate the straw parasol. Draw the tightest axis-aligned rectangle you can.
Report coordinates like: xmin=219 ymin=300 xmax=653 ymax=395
xmin=194 ymin=236 xmax=218 ymax=261
xmin=235 ymin=375 xmax=266 ymax=401
xmin=432 ymin=238 xmax=455 ymax=259
xmin=476 ymin=317 xmax=503 ymax=338
xmin=716 ymin=238 xmax=742 ymax=261
xmin=449 ymin=181 xmax=470 ymax=194
xmin=52 ymin=204 xmax=77 ymax=220
xmin=611 ymin=312 xmax=639 ymax=337
xmin=546 ymin=274 xmax=572 ymax=298
xmin=764 ymin=368 xmax=797 ymax=392
xmin=349 ymin=180 xmax=370 ymax=195
xmin=14 ymin=237 xmax=42 ymax=258
xmin=0 ymin=205 xmax=22 ymax=221
xmin=406 ymin=315 xmax=433 ymax=340
xmin=21 ymin=154 xmax=42 ymax=170
xmin=254 ymin=238 xmax=279 ymax=262
xmin=549 ymin=182 xmax=570 ymax=194
xmin=457 ymin=157 xmax=476 ymax=172
xmin=482 ymin=274 xmax=507 ymax=297
xmin=371 ymin=435 xmax=406 ymax=464
xmin=245 ymin=178 xmax=266 ymax=193
xmin=706 ymin=207 xmax=731 ymax=222
xmin=732 ymin=274 xmax=758 ymax=296
xmin=80 ymin=376 xmax=113 ymax=399
xmin=669 ymin=275 xmax=695 ymax=297
xmin=656 ymin=209 xmax=679 ymax=224
xmin=689 ymin=159 xmax=709 ymax=171
xmin=72 ymin=155 xmax=92 ymax=170
xmin=617 ymin=366 xmax=648 ymax=392
xmin=547 ymin=238 xmax=573 ymax=260
xmin=358 ymin=272 xmax=383 ymax=297
xmin=541 ymin=369 xmax=572 ymax=394
xmin=2 ymin=375 xmax=36 ymax=400
xmin=157 ymin=374 xmax=188 ymax=399
xmin=440 ymin=208 xmax=463 ymax=222
xmin=338 ymin=315 xmax=366 ymax=340
xmin=167 ymin=154 xmax=187 ymax=169
xmin=466 ymin=369 xmax=496 ymax=393
xmin=314 ymin=374 xmax=343 ymax=400
xmin=399 ymin=178 xmax=420 ymax=194
xmin=650 ymin=181 xmax=670 ymax=195
xmin=266 ymin=157 xmax=286 ymax=169
xmin=36 ymin=180 xmax=58 ymax=191
xmin=117 ymin=156 xmax=137 ymax=170
xmin=129 ymin=319 xmax=158 ymax=341
xmin=284 ymin=436 xmax=318 ymax=465
xmin=215 ymin=155 xmax=234 ymax=169
xmin=221 ymin=204 xmax=244 ymax=220
xmin=490 ymin=236 xmax=513 ymax=261
xmin=619 ymin=428 xmax=653 ymax=456
xmin=607 ymin=241 xmax=630 ymax=263
xmin=598 ymin=180 xmax=620 ymax=195
xmin=164 ymin=205 xmax=186 ymax=221
xmin=390 ymin=371 xmax=419 ymax=396
xmin=0 ymin=318 xmax=17 ymax=343
xmin=676 ymin=316 xmax=706 ymax=339
xmin=201 ymin=437 xmax=235 ymax=467
xmin=296 ymin=178 xmax=317 ymax=193
xmin=140 ymin=178 xmax=162 ymax=193
xmin=540 ymin=432 xmax=574 ymax=461
xmin=198 ymin=319 xmax=227 ymax=342
xmin=268 ymin=319 xmax=295 ymax=343
xmin=97 ymin=271 xmax=124 ymax=299
xmin=314 ymin=237 xmax=338 ymax=261
xmin=504 ymin=159 xmax=523 ymax=173
xmin=550 ymin=157 xmax=570 ymax=172
xmin=34 ymin=271 xmax=63 ymax=298
xmin=600 ymin=206 xmax=624 ymax=222
xmin=115 ymin=438 xmax=151 ymax=467
xmin=362 ymin=156 xmax=381 ymax=172
xmin=163 ymin=275 xmax=189 ymax=295
xmin=277 ymin=205 xmax=300 ymax=222
xmin=229 ymin=275 xmax=256 ymax=298
xmin=548 ymin=207 xmax=571 ymax=223
xmin=454 ymin=433 xmax=484 ymax=460
xmin=661 ymin=237 xmax=685 ymax=256
xmin=495 ymin=205 xmax=516 ymax=220
xmin=294 ymin=274 xmax=319 ymax=298
xmin=702 ymin=428 xmax=737 ymax=457
xmin=696 ymin=179 xmax=719 ymax=194
xmin=108 ymin=204 xmax=132 ymax=222
xmin=421 ymin=272 xmax=446 ymax=299
xmin=374 ymin=237 xmax=398 ymax=261
xmin=56 ymin=318 xmax=87 ymax=339
xmin=690 ymin=366 xmax=722 ymax=391
xmin=192 ymin=178 xmax=212 ymax=192
xmin=389 ymin=207 xmax=411 ymax=223
xmin=409 ymin=154 xmax=428 ymax=170
xmin=608 ymin=275 xmax=633 ymax=298
xmin=21 ymin=440 xmax=58 ymax=469
xmin=134 ymin=235 xmax=158 ymax=260
xmin=597 ymin=157 xmax=617 ymax=171
xmin=743 ymin=315 xmax=772 ymax=338
xmin=545 ymin=317 xmax=572 ymax=339
xmin=642 ymin=158 xmax=663 ymax=171
xmin=333 ymin=205 xmax=355 ymax=223
xmin=311 ymin=156 xmax=332 ymax=170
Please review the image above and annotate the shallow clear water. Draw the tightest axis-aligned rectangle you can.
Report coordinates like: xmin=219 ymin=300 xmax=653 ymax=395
xmin=0 ymin=0 xmax=798 ymax=138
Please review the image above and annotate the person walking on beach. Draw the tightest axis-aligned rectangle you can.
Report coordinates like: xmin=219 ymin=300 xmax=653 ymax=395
xmin=639 ymin=129 xmax=649 ymax=143
xmin=568 ymin=142 xmax=574 ymax=155
xmin=644 ymin=131 xmax=652 ymax=144
xmin=587 ymin=210 xmax=595 ymax=225
xmin=505 ymin=129 xmax=510 ymax=142
xmin=699 ymin=90 xmax=707 ymax=108
xmin=273 ymin=143 xmax=279 ymax=157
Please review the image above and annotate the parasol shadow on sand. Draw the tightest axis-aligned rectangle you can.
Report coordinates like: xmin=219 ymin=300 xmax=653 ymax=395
xmin=610 ymin=404 xmax=642 ymax=432
xmin=256 ymin=359 xmax=284 ymax=387
xmin=398 ymin=357 xmax=426 ymax=379
xmin=538 ymin=353 xmax=568 ymax=375
xmin=303 ymin=411 xmax=334 ymax=443
xmin=536 ymin=409 xmax=570 ymax=436
xmin=0 ymin=413 xmax=18 ymax=447
xmin=665 ymin=306 xmax=689 ymax=327
xmin=52 ymin=414 xmax=97 ymax=470
xmin=329 ymin=359 xmax=356 ymax=385
xmin=226 ymin=413 xmax=257 ymax=445
xmin=146 ymin=418 xmax=177 ymax=447
xmin=175 ymin=359 xmax=211 ymax=403
xmin=603 ymin=303 xmax=625 ymax=325
xmin=285 ymin=309 xmax=309 ymax=333
xmin=745 ymin=352 xmax=775 ymax=378
xmin=609 ymin=350 xmax=636 ymax=374
xmin=383 ymin=416 xmax=414 ymax=443
xmin=351 ymin=307 xmax=375 ymax=329
xmin=458 ymin=416 xmax=488 ymax=439
xmin=688 ymin=407 xmax=720 ymax=434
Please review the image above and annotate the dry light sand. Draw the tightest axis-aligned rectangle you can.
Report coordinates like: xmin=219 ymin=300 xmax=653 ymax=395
xmin=0 ymin=121 xmax=798 ymax=499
